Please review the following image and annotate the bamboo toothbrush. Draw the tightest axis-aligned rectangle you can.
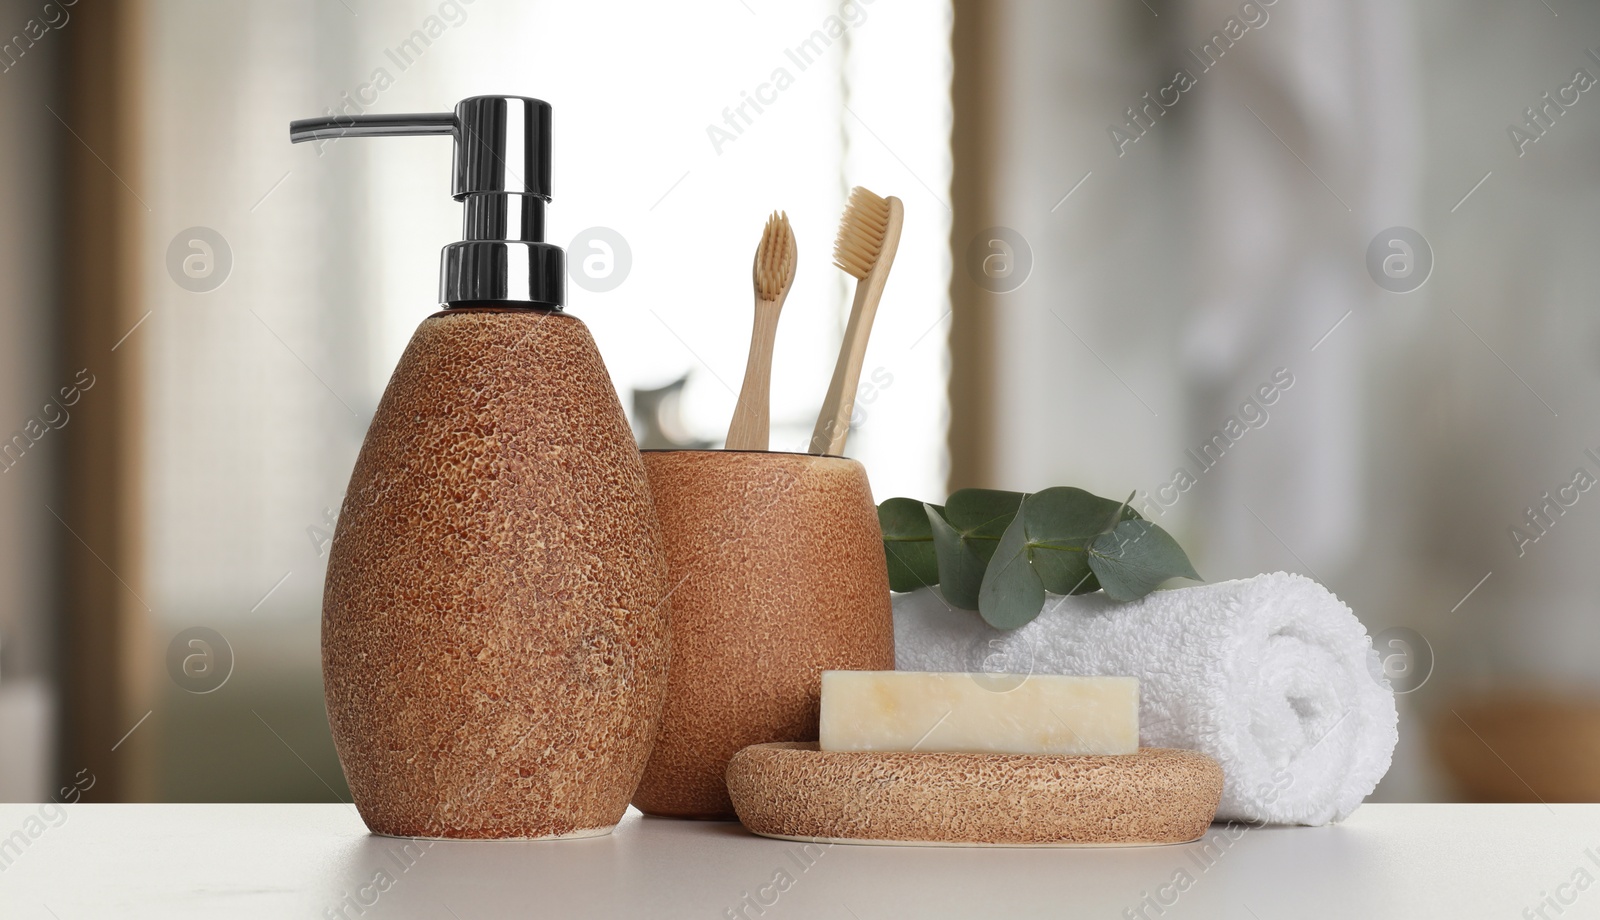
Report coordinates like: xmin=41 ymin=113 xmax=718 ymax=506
xmin=726 ymin=211 xmax=798 ymax=450
xmin=808 ymin=187 xmax=903 ymax=456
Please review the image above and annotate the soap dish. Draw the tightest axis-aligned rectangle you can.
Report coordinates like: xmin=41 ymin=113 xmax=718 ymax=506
xmin=725 ymin=743 xmax=1222 ymax=847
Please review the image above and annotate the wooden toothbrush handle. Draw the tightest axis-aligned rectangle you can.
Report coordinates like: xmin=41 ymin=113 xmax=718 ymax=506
xmin=727 ymin=297 xmax=783 ymax=450
xmin=809 ymin=202 xmax=903 ymax=456
xmin=809 ymin=282 xmax=876 ymax=455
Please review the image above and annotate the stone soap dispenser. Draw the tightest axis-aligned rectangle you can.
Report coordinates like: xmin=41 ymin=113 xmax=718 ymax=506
xmin=289 ymin=96 xmax=671 ymax=839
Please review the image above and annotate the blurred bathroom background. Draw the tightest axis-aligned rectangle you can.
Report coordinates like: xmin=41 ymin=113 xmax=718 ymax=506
xmin=1 ymin=0 xmax=1595 ymax=804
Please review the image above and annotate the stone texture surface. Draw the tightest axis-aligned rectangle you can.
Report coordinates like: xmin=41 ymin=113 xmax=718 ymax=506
xmin=323 ymin=308 xmax=671 ymax=839
xmin=632 ymin=451 xmax=894 ymax=819
xmin=726 ymin=743 xmax=1223 ymax=846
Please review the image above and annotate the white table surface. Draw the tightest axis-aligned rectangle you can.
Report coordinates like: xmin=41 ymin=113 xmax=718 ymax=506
xmin=0 ymin=803 xmax=1593 ymax=918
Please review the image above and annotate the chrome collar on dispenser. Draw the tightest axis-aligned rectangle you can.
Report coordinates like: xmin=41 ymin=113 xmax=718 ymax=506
xmin=289 ymin=95 xmax=565 ymax=309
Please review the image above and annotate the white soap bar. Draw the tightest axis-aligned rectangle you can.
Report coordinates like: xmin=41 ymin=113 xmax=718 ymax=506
xmin=819 ymin=670 xmax=1139 ymax=755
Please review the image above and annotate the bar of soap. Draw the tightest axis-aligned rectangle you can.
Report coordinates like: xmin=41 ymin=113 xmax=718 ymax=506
xmin=819 ymin=670 xmax=1139 ymax=755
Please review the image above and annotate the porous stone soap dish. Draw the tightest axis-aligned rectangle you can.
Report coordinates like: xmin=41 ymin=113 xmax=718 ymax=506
xmin=725 ymin=743 xmax=1223 ymax=847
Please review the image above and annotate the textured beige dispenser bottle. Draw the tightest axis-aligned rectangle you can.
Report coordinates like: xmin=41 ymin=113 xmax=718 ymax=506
xmin=290 ymin=97 xmax=671 ymax=839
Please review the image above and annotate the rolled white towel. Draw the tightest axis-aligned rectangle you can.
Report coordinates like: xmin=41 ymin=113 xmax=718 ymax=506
xmin=893 ymin=571 xmax=1397 ymax=825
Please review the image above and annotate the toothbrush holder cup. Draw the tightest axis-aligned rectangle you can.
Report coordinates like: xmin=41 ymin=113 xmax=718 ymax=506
xmin=631 ymin=449 xmax=895 ymax=819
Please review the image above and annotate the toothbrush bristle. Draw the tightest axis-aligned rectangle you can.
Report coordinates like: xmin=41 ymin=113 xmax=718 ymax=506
xmin=832 ymin=186 xmax=891 ymax=280
xmin=755 ymin=210 xmax=797 ymax=301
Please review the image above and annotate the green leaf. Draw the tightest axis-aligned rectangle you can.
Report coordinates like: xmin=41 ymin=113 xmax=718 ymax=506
xmin=1031 ymin=544 xmax=1098 ymax=596
xmin=926 ymin=502 xmax=988 ymax=610
xmin=1099 ymin=490 xmax=1139 ymax=534
xmin=1029 ymin=486 xmax=1138 ymax=535
xmin=878 ymin=483 xmax=1200 ymax=621
xmin=878 ymin=498 xmax=939 ymax=593
xmin=942 ymin=489 xmax=1024 ymax=564
xmin=1069 ymin=572 xmax=1103 ymax=595
xmin=978 ymin=508 xmax=1046 ymax=628
xmin=921 ymin=490 xmax=1023 ymax=609
xmin=1021 ymin=488 xmax=1137 ymax=595
xmin=1085 ymin=519 xmax=1202 ymax=602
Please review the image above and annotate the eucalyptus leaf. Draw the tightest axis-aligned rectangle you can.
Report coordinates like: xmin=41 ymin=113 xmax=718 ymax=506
xmin=1069 ymin=572 xmax=1104 ymax=595
xmin=1022 ymin=488 xmax=1137 ymax=595
xmin=1031 ymin=545 xmax=1099 ymax=596
xmin=941 ymin=489 xmax=1024 ymax=564
xmin=925 ymin=502 xmax=987 ymax=610
xmin=1085 ymin=519 xmax=1201 ymax=602
xmin=1100 ymin=490 xmax=1137 ymax=534
xmin=1028 ymin=487 xmax=1137 ymax=536
xmin=875 ymin=484 xmax=1200 ymax=626
xmin=878 ymin=498 xmax=938 ymax=592
xmin=978 ymin=507 xmax=1046 ymax=629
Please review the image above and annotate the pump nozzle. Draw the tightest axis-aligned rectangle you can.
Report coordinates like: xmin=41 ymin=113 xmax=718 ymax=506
xmin=289 ymin=95 xmax=564 ymax=309
xmin=287 ymin=111 xmax=456 ymax=142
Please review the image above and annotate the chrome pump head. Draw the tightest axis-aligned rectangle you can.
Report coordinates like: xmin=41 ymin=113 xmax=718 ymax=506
xmin=289 ymin=95 xmax=564 ymax=310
